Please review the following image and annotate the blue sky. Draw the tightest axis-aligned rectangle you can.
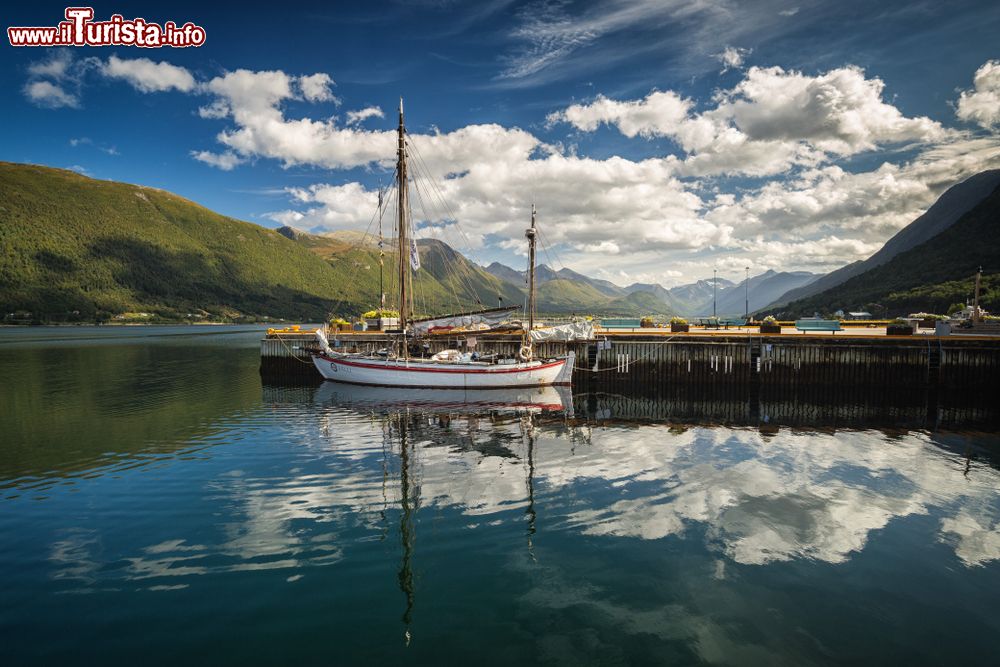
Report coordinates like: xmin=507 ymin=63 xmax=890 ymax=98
xmin=4 ymin=0 xmax=1000 ymax=286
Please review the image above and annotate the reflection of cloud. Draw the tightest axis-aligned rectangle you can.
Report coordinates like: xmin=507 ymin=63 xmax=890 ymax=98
xmin=48 ymin=400 xmax=1000 ymax=593
xmin=124 ymin=479 xmax=347 ymax=581
xmin=556 ymin=429 xmax=1000 ymax=566
xmin=49 ymin=530 xmax=101 ymax=584
xmin=940 ymin=514 xmax=1000 ymax=567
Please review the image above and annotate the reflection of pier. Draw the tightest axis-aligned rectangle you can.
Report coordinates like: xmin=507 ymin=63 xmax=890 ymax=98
xmin=572 ymin=385 xmax=999 ymax=431
xmin=262 ymin=379 xmax=999 ymax=433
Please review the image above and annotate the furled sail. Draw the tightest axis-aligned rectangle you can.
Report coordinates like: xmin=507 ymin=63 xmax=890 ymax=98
xmin=411 ymin=306 xmax=517 ymax=335
xmin=528 ymin=320 xmax=595 ymax=342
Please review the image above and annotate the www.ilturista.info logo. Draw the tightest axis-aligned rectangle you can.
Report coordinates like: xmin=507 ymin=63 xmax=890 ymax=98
xmin=8 ymin=7 xmax=206 ymax=48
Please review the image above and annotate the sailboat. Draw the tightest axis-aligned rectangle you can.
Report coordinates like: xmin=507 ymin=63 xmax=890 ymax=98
xmin=312 ymin=100 xmax=572 ymax=389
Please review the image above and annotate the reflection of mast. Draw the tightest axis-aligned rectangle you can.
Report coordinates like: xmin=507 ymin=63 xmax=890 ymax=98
xmin=379 ymin=414 xmax=390 ymax=542
xmin=523 ymin=415 xmax=537 ymax=562
xmin=397 ymin=410 xmax=416 ymax=646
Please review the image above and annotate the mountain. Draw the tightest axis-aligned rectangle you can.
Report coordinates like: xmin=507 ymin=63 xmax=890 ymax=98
xmin=275 ymin=228 xmax=525 ymax=315
xmin=486 ymin=261 xmax=626 ymax=297
xmin=645 ymin=278 xmax=736 ymax=315
xmin=484 ymin=261 xmax=525 ymax=287
xmin=768 ymin=170 xmax=1000 ymax=308
xmin=714 ymin=270 xmax=819 ymax=316
xmin=603 ymin=290 xmax=671 ymax=315
xmin=0 ymin=162 xmax=517 ymax=323
xmin=548 ymin=266 xmax=627 ymax=297
xmin=622 ymin=283 xmax=682 ymax=311
xmin=534 ymin=279 xmax=611 ymax=313
xmin=0 ymin=162 xmax=360 ymax=322
xmin=771 ymin=180 xmax=1000 ymax=317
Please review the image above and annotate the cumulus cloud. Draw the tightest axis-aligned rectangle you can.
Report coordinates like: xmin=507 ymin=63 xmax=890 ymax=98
xmin=269 ymin=183 xmax=379 ymax=230
xmin=549 ymin=65 xmax=948 ymax=178
xmin=298 ymin=72 xmax=337 ymax=103
xmin=22 ymin=50 xmax=88 ymax=108
xmin=190 ymin=150 xmax=245 ymax=171
xmin=20 ymin=53 xmax=1000 ymax=284
xmin=957 ymin=60 xmax=1000 ymax=129
xmin=548 ymin=90 xmax=691 ymax=137
xmin=23 ymin=80 xmax=79 ymax=109
xmin=27 ymin=49 xmax=75 ymax=80
xmin=721 ymin=66 xmax=947 ymax=153
xmin=101 ymin=55 xmax=196 ymax=93
xmin=345 ymin=106 xmax=385 ymax=126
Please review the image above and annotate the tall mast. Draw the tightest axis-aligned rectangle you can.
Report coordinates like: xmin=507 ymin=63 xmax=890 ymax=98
xmin=526 ymin=204 xmax=537 ymax=333
xmin=396 ymin=98 xmax=411 ymax=336
xmin=378 ymin=184 xmax=385 ymax=311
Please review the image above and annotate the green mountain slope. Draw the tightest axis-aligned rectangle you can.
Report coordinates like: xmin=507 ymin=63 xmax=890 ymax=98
xmin=0 ymin=162 xmax=365 ymax=322
xmin=603 ymin=290 xmax=673 ymax=315
xmin=0 ymin=161 xmax=679 ymax=322
xmin=772 ymin=182 xmax=1000 ymax=317
xmin=279 ymin=227 xmax=524 ymax=316
xmin=0 ymin=163 xmax=524 ymax=322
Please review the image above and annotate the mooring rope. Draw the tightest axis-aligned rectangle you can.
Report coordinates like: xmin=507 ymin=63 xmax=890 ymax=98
xmin=269 ymin=332 xmax=316 ymax=364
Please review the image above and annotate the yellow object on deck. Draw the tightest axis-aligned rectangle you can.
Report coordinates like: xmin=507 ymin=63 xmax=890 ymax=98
xmin=266 ymin=326 xmax=318 ymax=336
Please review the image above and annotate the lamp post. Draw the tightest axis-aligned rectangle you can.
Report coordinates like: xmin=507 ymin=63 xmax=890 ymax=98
xmin=713 ymin=268 xmax=717 ymax=318
xmin=745 ymin=266 xmax=749 ymax=321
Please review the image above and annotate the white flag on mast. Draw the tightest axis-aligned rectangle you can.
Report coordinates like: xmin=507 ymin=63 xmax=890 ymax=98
xmin=410 ymin=237 xmax=421 ymax=271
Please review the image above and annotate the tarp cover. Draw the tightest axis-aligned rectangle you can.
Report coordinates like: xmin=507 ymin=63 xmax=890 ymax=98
xmin=529 ymin=321 xmax=595 ymax=342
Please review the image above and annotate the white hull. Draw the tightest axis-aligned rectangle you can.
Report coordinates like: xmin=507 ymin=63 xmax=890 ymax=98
xmin=313 ymin=353 xmax=571 ymax=388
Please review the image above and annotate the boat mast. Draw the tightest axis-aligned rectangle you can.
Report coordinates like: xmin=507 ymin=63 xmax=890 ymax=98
xmin=378 ymin=184 xmax=385 ymax=311
xmin=526 ymin=204 xmax=537 ymax=333
xmin=397 ymin=98 xmax=412 ymax=341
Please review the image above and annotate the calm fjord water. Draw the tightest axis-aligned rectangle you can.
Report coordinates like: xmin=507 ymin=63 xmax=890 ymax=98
xmin=2 ymin=326 xmax=1000 ymax=666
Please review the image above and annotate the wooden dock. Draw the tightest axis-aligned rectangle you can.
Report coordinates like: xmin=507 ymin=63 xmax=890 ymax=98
xmin=260 ymin=328 xmax=1000 ymax=390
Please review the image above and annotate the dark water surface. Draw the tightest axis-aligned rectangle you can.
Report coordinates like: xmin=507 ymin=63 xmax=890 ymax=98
xmin=2 ymin=326 xmax=1000 ymax=666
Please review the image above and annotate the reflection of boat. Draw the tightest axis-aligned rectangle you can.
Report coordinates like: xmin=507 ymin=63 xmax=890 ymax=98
xmin=314 ymin=381 xmax=572 ymax=416
xmin=311 ymin=100 xmax=570 ymax=389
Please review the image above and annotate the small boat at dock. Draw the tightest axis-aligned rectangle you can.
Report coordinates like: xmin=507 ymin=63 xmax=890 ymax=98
xmin=313 ymin=100 xmax=571 ymax=389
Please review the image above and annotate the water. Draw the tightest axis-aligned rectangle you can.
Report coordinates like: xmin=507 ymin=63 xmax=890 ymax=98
xmin=2 ymin=326 xmax=1000 ymax=665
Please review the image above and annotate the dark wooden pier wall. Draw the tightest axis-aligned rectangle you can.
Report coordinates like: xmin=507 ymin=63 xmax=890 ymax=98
xmin=260 ymin=331 xmax=1000 ymax=391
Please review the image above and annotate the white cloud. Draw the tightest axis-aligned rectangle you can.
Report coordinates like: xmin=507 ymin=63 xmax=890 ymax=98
xmin=345 ymin=106 xmax=385 ymax=126
xmin=721 ymin=65 xmax=947 ymax=154
xmin=101 ymin=55 xmax=196 ymax=93
xmin=24 ymin=54 xmax=1000 ymax=284
xmin=197 ymin=99 xmax=230 ymax=119
xmin=957 ymin=60 xmax=1000 ymax=129
xmin=190 ymin=150 xmax=245 ymax=171
xmin=779 ymin=7 xmax=799 ymax=17
xmin=23 ymin=80 xmax=79 ymax=109
xmin=716 ymin=46 xmax=750 ymax=72
xmin=269 ymin=183 xmax=378 ymax=230
xmin=298 ymin=72 xmax=337 ymax=103
xmin=27 ymin=50 xmax=75 ymax=80
xmin=548 ymin=90 xmax=691 ymax=137
xmin=550 ymin=65 xmax=948 ymax=178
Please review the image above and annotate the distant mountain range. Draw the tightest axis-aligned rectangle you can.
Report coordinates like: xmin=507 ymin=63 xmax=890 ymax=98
xmin=3 ymin=160 xmax=995 ymax=323
xmin=484 ymin=261 xmax=819 ymax=316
